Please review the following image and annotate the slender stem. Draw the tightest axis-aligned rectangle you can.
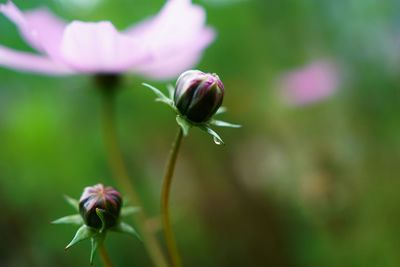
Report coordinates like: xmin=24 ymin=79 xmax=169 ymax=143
xmin=99 ymin=244 xmax=115 ymax=267
xmin=100 ymin=87 xmax=169 ymax=267
xmin=161 ymin=128 xmax=184 ymax=267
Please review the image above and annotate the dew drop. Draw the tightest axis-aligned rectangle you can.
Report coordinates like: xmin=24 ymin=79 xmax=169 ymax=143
xmin=213 ymin=137 xmax=223 ymax=145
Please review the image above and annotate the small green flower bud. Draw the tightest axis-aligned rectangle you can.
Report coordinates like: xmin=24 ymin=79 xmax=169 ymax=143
xmin=174 ymin=70 xmax=224 ymax=123
xmin=79 ymin=184 xmax=122 ymax=230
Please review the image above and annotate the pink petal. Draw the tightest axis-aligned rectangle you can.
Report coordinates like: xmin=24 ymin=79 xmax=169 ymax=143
xmin=132 ymin=28 xmax=215 ymax=79
xmin=60 ymin=21 xmax=147 ymax=73
xmin=279 ymin=60 xmax=340 ymax=106
xmin=0 ymin=45 xmax=74 ymax=75
xmin=126 ymin=0 xmax=215 ymax=80
xmin=127 ymin=0 xmax=207 ymax=45
xmin=0 ymin=1 xmax=65 ymax=60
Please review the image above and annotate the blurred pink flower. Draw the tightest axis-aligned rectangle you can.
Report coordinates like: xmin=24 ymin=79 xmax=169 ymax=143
xmin=0 ymin=0 xmax=215 ymax=80
xmin=278 ymin=60 xmax=340 ymax=105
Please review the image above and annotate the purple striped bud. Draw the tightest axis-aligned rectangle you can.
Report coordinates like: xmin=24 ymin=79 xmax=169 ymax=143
xmin=79 ymin=184 xmax=122 ymax=229
xmin=174 ymin=70 xmax=224 ymax=123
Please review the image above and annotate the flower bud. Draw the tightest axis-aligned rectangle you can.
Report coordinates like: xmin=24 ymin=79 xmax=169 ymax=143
xmin=79 ymin=184 xmax=122 ymax=229
xmin=174 ymin=70 xmax=224 ymax=123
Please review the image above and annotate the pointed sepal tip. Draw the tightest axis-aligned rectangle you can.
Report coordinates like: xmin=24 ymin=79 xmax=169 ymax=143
xmin=65 ymin=225 xmax=96 ymax=250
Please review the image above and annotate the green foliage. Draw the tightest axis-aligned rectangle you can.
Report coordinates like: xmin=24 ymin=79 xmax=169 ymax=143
xmin=1 ymin=0 xmax=400 ymax=266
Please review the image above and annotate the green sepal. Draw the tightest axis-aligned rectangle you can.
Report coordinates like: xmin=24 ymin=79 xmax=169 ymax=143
xmin=111 ymin=221 xmax=142 ymax=241
xmin=143 ymin=82 xmax=240 ymax=145
xmin=199 ymin=126 xmax=224 ymax=145
xmin=65 ymin=225 xmax=96 ymax=250
xmin=176 ymin=115 xmax=191 ymax=136
xmin=167 ymin=84 xmax=175 ymax=100
xmin=121 ymin=206 xmax=141 ymax=217
xmin=96 ymin=208 xmax=107 ymax=233
xmin=215 ymin=106 xmax=227 ymax=115
xmin=52 ymin=214 xmax=83 ymax=225
xmin=90 ymin=234 xmax=105 ymax=265
xmin=142 ymin=83 xmax=174 ymax=108
xmin=210 ymin=119 xmax=242 ymax=128
xmin=64 ymin=195 xmax=79 ymax=212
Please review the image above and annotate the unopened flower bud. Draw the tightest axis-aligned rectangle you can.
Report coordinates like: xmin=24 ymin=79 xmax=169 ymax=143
xmin=174 ymin=70 xmax=224 ymax=123
xmin=79 ymin=184 xmax=122 ymax=229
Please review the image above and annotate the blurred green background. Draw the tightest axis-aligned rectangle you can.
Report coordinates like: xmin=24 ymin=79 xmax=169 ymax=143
xmin=1 ymin=0 xmax=400 ymax=266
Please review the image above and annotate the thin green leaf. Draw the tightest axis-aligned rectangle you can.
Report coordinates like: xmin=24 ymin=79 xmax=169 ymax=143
xmin=199 ymin=126 xmax=225 ymax=145
xmin=96 ymin=208 xmax=106 ymax=233
xmin=215 ymin=106 xmax=227 ymax=115
xmin=90 ymin=238 xmax=97 ymax=265
xmin=142 ymin=83 xmax=168 ymax=99
xmin=167 ymin=84 xmax=175 ymax=100
xmin=154 ymin=97 xmax=172 ymax=106
xmin=65 ymin=225 xmax=96 ymax=250
xmin=142 ymin=83 xmax=175 ymax=108
xmin=176 ymin=116 xmax=191 ymax=136
xmin=111 ymin=221 xmax=142 ymax=241
xmin=210 ymin=120 xmax=242 ymax=128
xmin=121 ymin=206 xmax=141 ymax=217
xmin=90 ymin=235 xmax=105 ymax=265
xmin=64 ymin=195 xmax=79 ymax=212
xmin=52 ymin=214 xmax=83 ymax=225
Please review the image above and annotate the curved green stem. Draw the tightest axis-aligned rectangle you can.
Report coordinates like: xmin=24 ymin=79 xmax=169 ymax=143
xmin=99 ymin=244 xmax=115 ymax=267
xmin=100 ymin=86 xmax=168 ymax=267
xmin=161 ymin=128 xmax=184 ymax=267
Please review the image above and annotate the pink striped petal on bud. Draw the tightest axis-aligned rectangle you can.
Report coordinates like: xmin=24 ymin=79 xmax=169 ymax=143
xmin=174 ymin=70 xmax=224 ymax=123
xmin=79 ymin=184 xmax=122 ymax=229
